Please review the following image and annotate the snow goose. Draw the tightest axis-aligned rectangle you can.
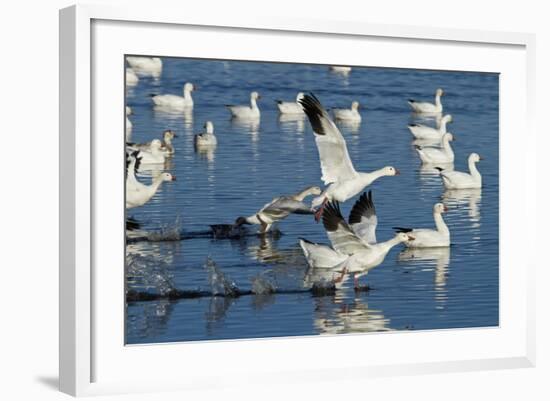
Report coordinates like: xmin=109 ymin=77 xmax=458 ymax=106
xmin=194 ymin=121 xmax=217 ymax=147
xmin=234 ymin=186 xmax=322 ymax=233
xmin=393 ymin=203 xmax=450 ymax=248
xmin=408 ymin=114 xmax=452 ymax=140
xmin=329 ymin=66 xmax=352 ymax=75
xmin=436 ymin=153 xmax=482 ymax=189
xmin=126 ymin=68 xmax=139 ymax=86
xmin=303 ymin=201 xmax=413 ymax=289
xmin=299 ymin=93 xmax=399 ymax=220
xmin=226 ymin=91 xmax=261 ymax=120
xmin=276 ymin=92 xmax=305 ymax=115
xmin=133 ymin=139 xmax=166 ymax=164
xmin=128 ymin=130 xmax=177 ymax=155
xmin=151 ymin=82 xmax=195 ymax=110
xmin=408 ymin=88 xmax=444 ymax=114
xmin=125 ymin=116 xmax=133 ymax=142
xmin=332 ymin=101 xmax=361 ymax=122
xmin=126 ymin=56 xmax=162 ymax=77
xmin=126 ymin=171 xmax=176 ymax=209
xmin=416 ymin=132 xmax=455 ymax=164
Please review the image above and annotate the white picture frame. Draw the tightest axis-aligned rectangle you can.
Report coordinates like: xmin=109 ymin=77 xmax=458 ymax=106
xmin=59 ymin=4 xmax=536 ymax=397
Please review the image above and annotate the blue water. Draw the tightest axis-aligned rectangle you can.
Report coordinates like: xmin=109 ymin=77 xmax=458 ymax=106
xmin=125 ymin=57 xmax=499 ymax=344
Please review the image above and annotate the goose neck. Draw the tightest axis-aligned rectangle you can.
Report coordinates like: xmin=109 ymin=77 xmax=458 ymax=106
xmin=433 ymin=212 xmax=450 ymax=236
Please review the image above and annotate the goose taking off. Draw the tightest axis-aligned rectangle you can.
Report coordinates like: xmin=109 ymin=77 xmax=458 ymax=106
xmin=125 ymin=151 xmax=176 ymax=208
xmin=151 ymin=82 xmax=196 ymax=110
xmin=194 ymin=121 xmax=217 ymax=147
xmin=408 ymin=88 xmax=444 ymax=114
xmin=226 ymin=91 xmax=261 ymax=119
xmin=234 ymin=186 xmax=322 ymax=233
xmin=393 ymin=203 xmax=450 ymax=248
xmin=416 ymin=132 xmax=455 ymax=164
xmin=299 ymin=93 xmax=399 ymax=221
xmin=302 ymin=201 xmax=413 ymax=289
xmin=436 ymin=153 xmax=483 ymax=189
xmin=332 ymin=101 xmax=361 ymax=122
xmin=126 ymin=56 xmax=162 ymax=77
xmin=408 ymin=114 xmax=453 ymax=140
xmin=276 ymin=92 xmax=305 ymax=115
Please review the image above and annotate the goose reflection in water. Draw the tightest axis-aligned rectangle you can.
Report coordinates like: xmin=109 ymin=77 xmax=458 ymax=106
xmin=231 ymin=117 xmax=260 ymax=142
xmin=335 ymin=119 xmax=361 ymax=134
xmin=278 ymin=113 xmax=306 ymax=134
xmin=153 ymin=105 xmax=193 ymax=133
xmin=313 ymin=296 xmax=390 ymax=334
xmin=397 ymin=247 xmax=451 ymax=307
xmin=442 ymin=188 xmax=482 ymax=224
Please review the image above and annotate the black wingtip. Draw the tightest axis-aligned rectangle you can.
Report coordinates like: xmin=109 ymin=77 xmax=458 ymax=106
xmin=276 ymin=100 xmax=283 ymax=104
xmin=408 ymin=99 xmax=416 ymax=103
xmin=408 ymin=124 xmax=418 ymax=127
xmin=434 ymin=167 xmax=444 ymax=172
xmin=349 ymin=191 xmax=376 ymax=224
xmin=392 ymin=226 xmax=413 ymax=233
xmin=322 ymin=201 xmax=344 ymax=232
xmin=299 ymin=93 xmax=328 ymax=136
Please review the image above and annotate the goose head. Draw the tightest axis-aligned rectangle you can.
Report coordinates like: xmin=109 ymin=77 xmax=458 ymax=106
xmin=159 ymin=172 xmax=176 ymax=182
xmin=204 ymin=121 xmax=214 ymax=133
xmin=382 ymin=166 xmax=400 ymax=176
xmin=296 ymin=92 xmax=305 ymax=102
xmin=163 ymin=130 xmax=177 ymax=141
xmin=351 ymin=101 xmax=360 ymax=111
xmin=434 ymin=203 xmax=448 ymax=214
xmin=443 ymin=114 xmax=453 ymax=123
xmin=469 ymin=153 xmax=482 ymax=163
xmin=250 ymin=91 xmax=260 ymax=101
xmin=396 ymin=232 xmax=415 ymax=242
xmin=443 ymin=132 xmax=455 ymax=142
xmin=436 ymin=88 xmax=444 ymax=97
xmin=184 ymin=82 xmax=195 ymax=92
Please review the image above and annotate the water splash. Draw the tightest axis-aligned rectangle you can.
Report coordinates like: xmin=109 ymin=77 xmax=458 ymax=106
xmin=251 ymin=275 xmax=276 ymax=295
xmin=147 ymin=216 xmax=183 ymax=241
xmin=204 ymin=257 xmax=239 ymax=296
xmin=125 ymin=249 xmax=176 ymax=296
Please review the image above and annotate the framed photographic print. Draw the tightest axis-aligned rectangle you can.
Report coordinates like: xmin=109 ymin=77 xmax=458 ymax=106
xmin=59 ymin=4 xmax=536 ymax=396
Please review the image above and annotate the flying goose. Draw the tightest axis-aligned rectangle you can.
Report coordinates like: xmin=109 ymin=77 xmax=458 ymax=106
xmin=226 ymin=91 xmax=261 ymax=119
xmin=299 ymin=93 xmax=399 ymax=220
xmin=436 ymin=153 xmax=483 ymax=189
xmin=408 ymin=88 xmax=444 ymax=114
xmin=393 ymin=203 xmax=450 ymax=247
xmin=234 ymin=186 xmax=322 ymax=233
xmin=151 ymin=82 xmax=196 ymax=109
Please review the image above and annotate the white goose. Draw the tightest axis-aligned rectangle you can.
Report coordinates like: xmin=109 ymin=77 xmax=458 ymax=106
xmin=276 ymin=92 xmax=305 ymax=115
xmin=126 ymin=68 xmax=139 ymax=86
xmin=151 ymin=82 xmax=195 ymax=110
xmin=226 ymin=91 xmax=261 ymax=119
xmin=408 ymin=88 xmax=444 ymax=114
xmin=126 ymin=56 xmax=162 ymax=77
xmin=133 ymin=139 xmax=166 ymax=164
xmin=234 ymin=186 xmax=322 ymax=233
xmin=416 ymin=132 xmax=455 ymax=164
xmin=126 ymin=116 xmax=133 ymax=142
xmin=194 ymin=121 xmax=217 ymax=147
xmin=393 ymin=203 xmax=450 ymax=248
xmin=299 ymin=93 xmax=399 ymax=220
xmin=329 ymin=66 xmax=352 ymax=75
xmin=332 ymin=101 xmax=361 ymax=122
xmin=128 ymin=130 xmax=177 ymax=155
xmin=125 ymin=151 xmax=176 ymax=209
xmin=436 ymin=153 xmax=483 ymax=189
xmin=408 ymin=114 xmax=453 ymax=140
xmin=302 ymin=201 xmax=413 ymax=289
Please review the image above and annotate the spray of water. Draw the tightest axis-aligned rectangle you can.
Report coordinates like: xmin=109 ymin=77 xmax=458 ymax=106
xmin=204 ymin=257 xmax=239 ymax=296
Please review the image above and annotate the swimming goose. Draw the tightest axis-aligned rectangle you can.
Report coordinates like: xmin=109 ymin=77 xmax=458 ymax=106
xmin=408 ymin=114 xmax=452 ymax=140
xmin=126 ymin=116 xmax=133 ymax=142
xmin=151 ymin=82 xmax=195 ymax=110
xmin=128 ymin=130 xmax=177 ymax=155
xmin=416 ymin=132 xmax=455 ymax=164
xmin=133 ymin=139 xmax=166 ymax=164
xmin=393 ymin=203 xmax=450 ymax=248
xmin=226 ymin=91 xmax=261 ymax=120
xmin=436 ymin=153 xmax=483 ymax=189
xmin=276 ymin=92 xmax=305 ymax=115
xmin=126 ymin=171 xmax=176 ymax=209
xmin=332 ymin=101 xmax=361 ymax=122
xmin=234 ymin=186 xmax=322 ymax=233
xmin=126 ymin=68 xmax=139 ymax=86
xmin=126 ymin=56 xmax=162 ymax=76
xmin=329 ymin=66 xmax=352 ymax=75
xmin=408 ymin=88 xmax=444 ymax=114
xmin=126 ymin=106 xmax=132 ymax=116
xmin=194 ymin=121 xmax=217 ymax=147
xmin=299 ymin=93 xmax=399 ymax=220
xmin=303 ymin=201 xmax=413 ymax=288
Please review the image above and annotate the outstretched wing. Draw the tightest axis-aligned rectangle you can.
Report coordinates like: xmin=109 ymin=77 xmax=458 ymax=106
xmin=299 ymin=93 xmax=357 ymax=184
xmin=322 ymin=201 xmax=370 ymax=255
xmin=260 ymin=196 xmax=314 ymax=221
xmin=348 ymin=191 xmax=378 ymax=244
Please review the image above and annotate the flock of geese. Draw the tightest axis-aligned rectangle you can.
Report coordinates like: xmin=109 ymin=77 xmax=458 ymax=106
xmin=125 ymin=56 xmax=484 ymax=290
